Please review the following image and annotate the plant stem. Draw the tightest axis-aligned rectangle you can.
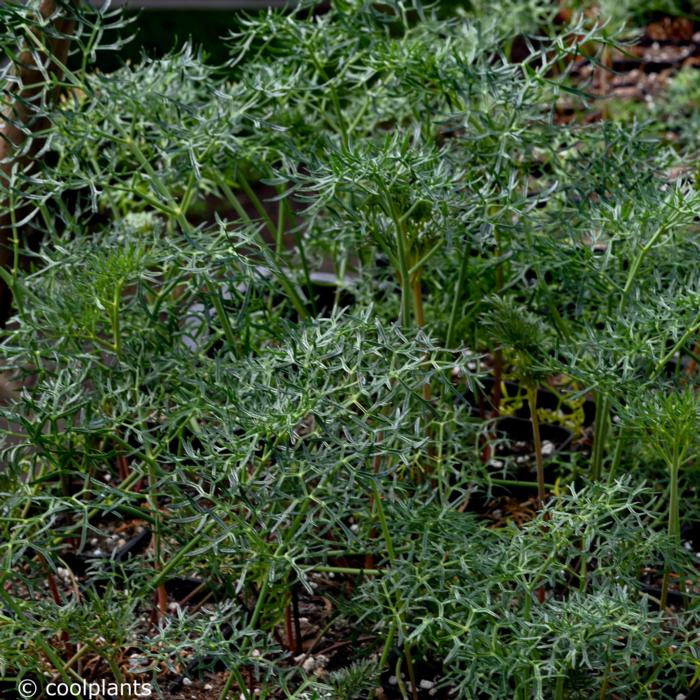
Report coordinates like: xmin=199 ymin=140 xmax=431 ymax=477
xmin=238 ymin=169 xmax=278 ymax=238
xmin=661 ymin=463 xmax=681 ymax=610
xmin=148 ymin=451 xmax=168 ymax=617
xmin=9 ymin=180 xmax=19 ymax=279
xmin=652 ymin=314 xmax=700 ymax=379
xmin=404 ymin=644 xmax=419 ymax=700
xmin=217 ymin=177 xmax=308 ymax=320
xmin=607 ymin=426 xmax=625 ymax=484
xmin=291 ymin=584 xmax=302 ymax=655
xmin=395 ymin=655 xmax=409 ymax=700
xmin=311 ymin=565 xmax=380 ymax=576
xmin=218 ymin=666 xmax=251 ymax=700
xmin=372 ymin=480 xmax=396 ymax=562
xmin=111 ymin=281 xmax=123 ymax=356
xmin=554 ymin=673 xmax=565 ymax=700
xmin=527 ymin=386 xmax=546 ymax=503
xmin=669 ymin=465 xmax=681 ymax=542
xmin=492 ymin=225 xmax=505 ymax=415
xmin=622 ymin=225 xmax=667 ymax=299
xmin=412 ymin=274 xmax=433 ymax=408
xmin=412 ymin=274 xmax=425 ymax=328
xmin=384 ymin=190 xmax=413 ymax=328
xmin=209 ymin=287 xmax=239 ymax=356
xmin=591 ymin=392 xmax=609 ymax=481
xmin=217 ymin=573 xmax=272 ymax=700
xmin=445 ymin=239 xmax=470 ymax=350
xmin=490 ymin=478 xmax=556 ymax=489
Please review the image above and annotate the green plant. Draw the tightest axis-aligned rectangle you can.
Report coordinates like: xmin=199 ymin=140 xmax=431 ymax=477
xmin=1 ymin=1 xmax=700 ymax=698
xmin=480 ymin=295 xmax=553 ymax=500
xmin=626 ymin=388 xmax=700 ymax=608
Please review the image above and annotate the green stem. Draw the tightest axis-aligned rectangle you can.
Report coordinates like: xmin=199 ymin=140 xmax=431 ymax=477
xmin=527 ymin=387 xmax=545 ymax=503
xmin=238 ymin=170 xmax=278 ymax=238
xmin=209 ymin=288 xmax=239 ymax=356
xmin=445 ymin=240 xmax=470 ymax=350
xmin=661 ymin=463 xmax=681 ymax=610
xmin=590 ymin=392 xmax=609 ymax=481
xmin=384 ymin=191 xmax=413 ymax=328
xmin=34 ymin=638 xmax=85 ymax=696
xmin=151 ymin=519 xmax=216 ymax=589
xmin=217 ymin=666 xmax=245 ymax=700
xmin=111 ymin=281 xmax=123 ymax=357
xmin=372 ymin=480 xmax=396 ymax=562
xmin=578 ymin=551 xmax=588 ymax=592
xmin=669 ymin=464 xmax=681 ymax=542
xmin=311 ymin=565 xmax=380 ymax=576
xmin=622 ymin=225 xmax=667 ymax=299
xmin=412 ymin=274 xmax=425 ymax=328
xmin=218 ymin=573 xmax=271 ymax=700
xmin=311 ymin=55 xmax=349 ymax=148
xmin=147 ymin=450 xmax=168 ymax=615
xmin=607 ymin=426 xmax=625 ymax=484
xmin=490 ymin=478 xmax=556 ymax=489
xmin=652 ymin=314 xmax=700 ymax=379
xmin=8 ymin=178 xmax=19 ymax=279
xmin=404 ymin=644 xmax=419 ymax=700
xmin=554 ymin=674 xmax=565 ymax=700
xmin=395 ymin=655 xmax=409 ymax=700
xmin=217 ymin=178 xmax=308 ymax=319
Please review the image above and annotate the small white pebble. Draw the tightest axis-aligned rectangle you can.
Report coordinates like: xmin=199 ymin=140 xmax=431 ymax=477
xmin=204 ymin=684 xmax=212 ymax=691
xmin=350 ymin=523 xmax=360 ymax=533
xmin=104 ymin=474 xmax=112 ymax=482
xmin=488 ymin=459 xmax=504 ymax=469
xmin=182 ymin=677 xmax=192 ymax=687
xmin=541 ymin=440 xmax=555 ymax=456
xmin=389 ymin=675 xmax=397 ymax=685
xmin=420 ymin=680 xmax=435 ymax=690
